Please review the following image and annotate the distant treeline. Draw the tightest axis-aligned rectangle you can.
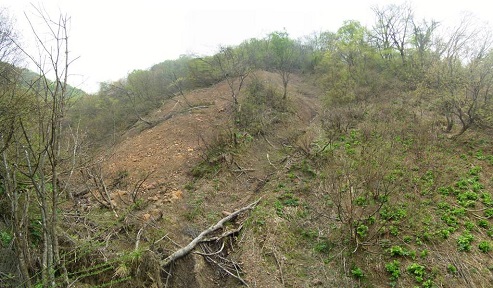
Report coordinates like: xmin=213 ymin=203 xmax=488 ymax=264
xmin=69 ymin=3 xmax=493 ymax=146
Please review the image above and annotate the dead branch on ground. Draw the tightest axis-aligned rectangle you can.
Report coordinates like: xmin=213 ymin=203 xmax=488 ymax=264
xmin=160 ymin=198 xmax=261 ymax=273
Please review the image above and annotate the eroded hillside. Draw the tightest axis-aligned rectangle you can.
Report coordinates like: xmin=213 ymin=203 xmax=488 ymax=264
xmin=60 ymin=67 xmax=493 ymax=288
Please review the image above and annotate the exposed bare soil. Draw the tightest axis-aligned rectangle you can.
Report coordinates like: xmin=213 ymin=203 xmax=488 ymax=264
xmin=96 ymin=71 xmax=323 ymax=287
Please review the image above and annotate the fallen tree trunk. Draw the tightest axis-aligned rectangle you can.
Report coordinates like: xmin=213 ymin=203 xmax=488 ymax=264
xmin=160 ymin=198 xmax=260 ymax=267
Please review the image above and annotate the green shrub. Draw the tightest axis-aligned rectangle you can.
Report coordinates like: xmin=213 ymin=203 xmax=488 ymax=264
xmin=237 ymin=79 xmax=286 ymax=134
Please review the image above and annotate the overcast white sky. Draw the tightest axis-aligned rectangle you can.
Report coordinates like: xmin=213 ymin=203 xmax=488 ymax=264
xmin=3 ymin=0 xmax=492 ymax=93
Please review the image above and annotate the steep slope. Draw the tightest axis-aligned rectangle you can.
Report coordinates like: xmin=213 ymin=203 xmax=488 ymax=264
xmin=73 ymin=70 xmax=493 ymax=288
xmin=93 ymin=70 xmax=323 ymax=287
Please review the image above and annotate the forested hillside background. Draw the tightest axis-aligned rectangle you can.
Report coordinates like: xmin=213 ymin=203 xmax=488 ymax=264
xmin=1 ymin=3 xmax=493 ymax=287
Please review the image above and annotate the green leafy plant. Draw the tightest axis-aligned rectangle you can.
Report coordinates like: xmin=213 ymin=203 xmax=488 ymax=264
xmin=314 ymin=239 xmax=333 ymax=254
xmin=457 ymin=232 xmax=474 ymax=252
xmin=406 ymin=262 xmax=426 ymax=283
xmin=420 ymin=249 xmax=428 ymax=258
xmin=389 ymin=225 xmax=399 ymax=236
xmin=478 ymin=219 xmax=489 ymax=228
xmin=441 ymin=213 xmax=459 ymax=227
xmin=480 ymin=192 xmax=493 ymax=206
xmin=356 ymin=224 xmax=369 ymax=238
xmin=0 ymin=230 xmax=12 ymax=246
xmin=403 ymin=235 xmax=412 ymax=243
xmin=464 ymin=221 xmax=475 ymax=231
xmin=422 ymin=279 xmax=435 ymax=288
xmin=274 ymin=200 xmax=284 ymax=217
xmin=440 ymin=227 xmax=454 ymax=240
xmin=447 ymin=264 xmax=458 ymax=274
xmin=351 ymin=267 xmax=365 ymax=279
xmin=438 ymin=186 xmax=451 ymax=196
xmin=479 ymin=241 xmax=492 ymax=253
xmin=385 ymin=260 xmax=401 ymax=281
xmin=389 ymin=245 xmax=409 ymax=257
xmin=355 ymin=196 xmax=368 ymax=206
xmin=468 ymin=166 xmax=482 ymax=176
xmin=485 ymin=208 xmax=493 ymax=218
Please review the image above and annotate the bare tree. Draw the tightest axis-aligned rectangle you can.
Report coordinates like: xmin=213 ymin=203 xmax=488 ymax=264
xmin=433 ymin=16 xmax=493 ymax=136
xmin=371 ymin=2 xmax=414 ymax=63
xmin=213 ymin=46 xmax=250 ymax=107
xmin=0 ymin=8 xmax=34 ymax=287
xmin=4 ymin=5 xmax=77 ymax=286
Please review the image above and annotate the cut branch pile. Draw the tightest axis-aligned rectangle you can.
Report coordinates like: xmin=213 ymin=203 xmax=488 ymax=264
xmin=160 ymin=198 xmax=260 ymax=285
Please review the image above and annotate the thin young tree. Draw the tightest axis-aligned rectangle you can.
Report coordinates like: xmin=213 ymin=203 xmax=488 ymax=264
xmin=9 ymin=5 xmax=77 ymax=286
xmin=214 ymin=45 xmax=250 ymax=107
xmin=0 ymin=8 xmax=35 ymax=287
xmin=371 ymin=3 xmax=414 ymax=64
xmin=267 ymin=31 xmax=301 ymax=99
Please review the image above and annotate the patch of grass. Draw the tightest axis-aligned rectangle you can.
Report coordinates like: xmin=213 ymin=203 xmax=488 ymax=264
xmin=279 ymin=193 xmax=300 ymax=207
xmin=314 ymin=239 xmax=333 ymax=254
xmin=184 ymin=194 xmax=204 ymax=221
xmin=190 ymin=161 xmax=221 ymax=178
xmin=184 ymin=182 xmax=195 ymax=191
xmin=274 ymin=200 xmax=284 ymax=217
xmin=290 ymin=159 xmax=317 ymax=179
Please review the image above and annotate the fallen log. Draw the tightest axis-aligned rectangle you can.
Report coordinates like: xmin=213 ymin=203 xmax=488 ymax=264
xmin=160 ymin=198 xmax=261 ymax=267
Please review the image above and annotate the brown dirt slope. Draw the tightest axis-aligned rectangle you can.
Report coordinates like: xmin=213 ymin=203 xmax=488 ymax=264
xmin=97 ymin=70 xmax=322 ymax=287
